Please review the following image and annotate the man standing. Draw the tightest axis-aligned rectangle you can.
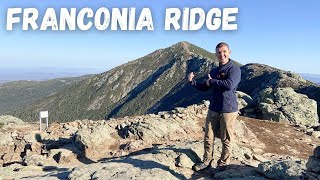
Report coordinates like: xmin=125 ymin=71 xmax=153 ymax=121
xmin=188 ymin=42 xmax=241 ymax=171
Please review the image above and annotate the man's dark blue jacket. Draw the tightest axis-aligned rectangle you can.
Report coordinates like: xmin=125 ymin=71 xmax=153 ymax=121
xmin=191 ymin=59 xmax=241 ymax=113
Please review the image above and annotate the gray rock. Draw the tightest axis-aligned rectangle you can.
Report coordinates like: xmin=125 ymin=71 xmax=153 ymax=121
xmin=23 ymin=133 xmax=38 ymax=144
xmin=119 ymin=117 xmax=200 ymax=143
xmin=161 ymin=114 xmax=170 ymax=119
xmin=259 ymin=88 xmax=275 ymax=103
xmin=120 ymin=123 xmax=127 ymax=129
xmin=0 ymin=115 xmax=24 ymax=126
xmin=176 ymin=153 xmax=194 ymax=168
xmin=258 ymin=160 xmax=306 ymax=179
xmin=251 ymin=148 xmax=264 ymax=154
xmin=49 ymin=148 xmax=77 ymax=164
xmin=231 ymin=144 xmax=256 ymax=162
xmin=174 ymin=107 xmax=185 ymax=114
xmin=258 ymin=87 xmax=319 ymax=126
xmin=253 ymin=155 xmax=268 ymax=162
xmin=299 ymin=125 xmax=308 ymax=131
xmin=312 ymin=131 xmax=320 ymax=138
xmin=75 ymin=125 xmax=118 ymax=161
xmin=68 ymin=144 xmax=192 ymax=180
xmin=307 ymin=128 xmax=314 ymax=135
xmin=264 ymin=98 xmax=274 ymax=104
xmin=236 ymin=91 xmax=254 ymax=110
xmin=0 ymin=132 xmax=14 ymax=146
xmin=23 ymin=154 xmax=46 ymax=166
xmin=116 ymin=123 xmax=127 ymax=130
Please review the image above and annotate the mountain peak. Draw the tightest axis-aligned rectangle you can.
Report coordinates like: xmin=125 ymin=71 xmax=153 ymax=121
xmin=167 ymin=41 xmax=192 ymax=57
xmin=11 ymin=41 xmax=235 ymax=122
xmin=173 ymin=41 xmax=191 ymax=48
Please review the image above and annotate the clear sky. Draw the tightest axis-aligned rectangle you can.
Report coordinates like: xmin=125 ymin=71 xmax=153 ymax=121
xmin=1 ymin=0 xmax=320 ymax=74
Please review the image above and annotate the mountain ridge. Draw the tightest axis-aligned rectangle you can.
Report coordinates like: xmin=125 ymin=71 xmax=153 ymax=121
xmin=7 ymin=41 xmax=320 ymax=123
xmin=11 ymin=41 xmax=227 ymax=122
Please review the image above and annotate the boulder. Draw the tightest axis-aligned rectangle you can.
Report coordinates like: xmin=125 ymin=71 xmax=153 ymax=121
xmin=23 ymin=153 xmax=46 ymax=166
xmin=258 ymin=160 xmax=306 ymax=179
xmin=259 ymin=87 xmax=319 ymax=126
xmin=0 ymin=132 xmax=14 ymax=146
xmin=176 ymin=153 xmax=194 ymax=168
xmin=23 ymin=133 xmax=39 ymax=144
xmin=49 ymin=148 xmax=78 ymax=164
xmin=0 ymin=115 xmax=24 ymax=128
xmin=118 ymin=117 xmax=200 ymax=143
xmin=74 ymin=125 xmax=118 ymax=161
xmin=236 ymin=91 xmax=254 ymax=110
xmin=311 ymin=131 xmax=320 ymax=138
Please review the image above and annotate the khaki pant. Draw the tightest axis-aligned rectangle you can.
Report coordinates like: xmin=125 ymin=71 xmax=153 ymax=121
xmin=203 ymin=109 xmax=238 ymax=166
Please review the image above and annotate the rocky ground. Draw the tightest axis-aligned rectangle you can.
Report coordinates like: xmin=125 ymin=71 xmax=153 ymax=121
xmin=0 ymin=102 xmax=319 ymax=179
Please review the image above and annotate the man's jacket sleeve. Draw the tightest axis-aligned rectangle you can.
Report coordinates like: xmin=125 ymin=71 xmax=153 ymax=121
xmin=210 ymin=67 xmax=241 ymax=90
xmin=190 ymin=80 xmax=210 ymax=92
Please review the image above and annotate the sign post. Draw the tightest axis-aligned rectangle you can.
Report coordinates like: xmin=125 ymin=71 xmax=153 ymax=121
xmin=39 ymin=111 xmax=49 ymax=131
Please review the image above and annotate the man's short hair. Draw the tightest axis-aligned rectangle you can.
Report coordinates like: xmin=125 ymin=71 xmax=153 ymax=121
xmin=216 ymin=42 xmax=229 ymax=50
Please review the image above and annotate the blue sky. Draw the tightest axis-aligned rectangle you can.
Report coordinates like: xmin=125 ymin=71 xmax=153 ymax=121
xmin=1 ymin=0 xmax=320 ymax=74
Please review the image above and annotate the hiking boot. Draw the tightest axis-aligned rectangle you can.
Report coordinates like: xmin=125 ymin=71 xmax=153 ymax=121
xmin=193 ymin=159 xmax=214 ymax=171
xmin=216 ymin=159 xmax=228 ymax=171
xmin=193 ymin=162 xmax=210 ymax=171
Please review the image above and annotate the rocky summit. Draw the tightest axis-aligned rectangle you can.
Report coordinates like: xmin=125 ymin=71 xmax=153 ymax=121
xmin=239 ymin=63 xmax=320 ymax=120
xmin=0 ymin=101 xmax=319 ymax=179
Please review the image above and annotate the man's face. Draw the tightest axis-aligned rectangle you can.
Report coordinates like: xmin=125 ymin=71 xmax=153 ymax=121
xmin=216 ymin=45 xmax=231 ymax=65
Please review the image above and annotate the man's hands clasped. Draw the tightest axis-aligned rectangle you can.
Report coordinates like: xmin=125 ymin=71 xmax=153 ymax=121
xmin=188 ymin=72 xmax=213 ymax=87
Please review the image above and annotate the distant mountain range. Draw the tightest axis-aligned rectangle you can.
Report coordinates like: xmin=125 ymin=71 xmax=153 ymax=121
xmin=0 ymin=67 xmax=106 ymax=83
xmin=0 ymin=80 xmax=10 ymax=84
xmin=0 ymin=76 xmax=91 ymax=115
xmin=300 ymin=73 xmax=320 ymax=84
xmin=4 ymin=41 xmax=320 ymax=122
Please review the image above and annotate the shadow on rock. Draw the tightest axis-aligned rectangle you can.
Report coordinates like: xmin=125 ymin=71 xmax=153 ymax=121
xmin=110 ymin=158 xmax=187 ymax=180
xmin=191 ymin=164 xmax=266 ymax=180
xmin=37 ymin=134 xmax=96 ymax=165
xmin=98 ymin=146 xmax=202 ymax=180
xmin=27 ymin=166 xmax=71 ymax=179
